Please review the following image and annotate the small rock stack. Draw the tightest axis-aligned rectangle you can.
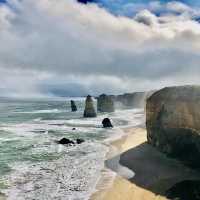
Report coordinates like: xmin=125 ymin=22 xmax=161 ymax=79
xmin=71 ymin=100 xmax=77 ymax=112
xmin=83 ymin=95 xmax=97 ymax=117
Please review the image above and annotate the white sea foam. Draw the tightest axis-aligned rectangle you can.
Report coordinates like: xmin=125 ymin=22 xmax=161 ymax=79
xmin=3 ymin=142 xmax=108 ymax=200
xmin=0 ymin=106 xmax=145 ymax=200
xmin=16 ymin=109 xmax=63 ymax=114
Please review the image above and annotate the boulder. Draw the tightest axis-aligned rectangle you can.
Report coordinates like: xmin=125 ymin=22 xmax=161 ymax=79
xmin=102 ymin=118 xmax=113 ymax=128
xmin=97 ymin=94 xmax=114 ymax=112
xmin=71 ymin=100 xmax=77 ymax=112
xmin=58 ymin=138 xmax=75 ymax=145
xmin=76 ymin=139 xmax=85 ymax=144
xmin=146 ymin=85 xmax=200 ymax=168
xmin=83 ymin=95 xmax=97 ymax=118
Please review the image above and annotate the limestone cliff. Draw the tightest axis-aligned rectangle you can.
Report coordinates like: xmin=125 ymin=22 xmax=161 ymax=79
xmin=146 ymin=85 xmax=200 ymax=168
xmin=115 ymin=92 xmax=147 ymax=108
xmin=97 ymin=92 xmax=151 ymax=110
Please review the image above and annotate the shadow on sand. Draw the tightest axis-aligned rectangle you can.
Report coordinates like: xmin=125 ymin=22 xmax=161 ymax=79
xmin=105 ymin=142 xmax=200 ymax=199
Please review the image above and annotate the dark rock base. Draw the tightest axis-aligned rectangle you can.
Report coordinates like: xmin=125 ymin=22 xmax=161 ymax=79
xmin=148 ymin=127 xmax=200 ymax=168
xmin=166 ymin=180 xmax=200 ymax=200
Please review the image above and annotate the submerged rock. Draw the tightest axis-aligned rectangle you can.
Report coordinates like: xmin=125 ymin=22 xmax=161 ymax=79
xmin=83 ymin=95 xmax=97 ymax=118
xmin=58 ymin=138 xmax=75 ymax=145
xmin=146 ymin=85 xmax=200 ymax=168
xmin=102 ymin=118 xmax=113 ymax=128
xmin=71 ymin=100 xmax=77 ymax=112
xmin=76 ymin=139 xmax=85 ymax=144
xmin=97 ymin=94 xmax=115 ymax=112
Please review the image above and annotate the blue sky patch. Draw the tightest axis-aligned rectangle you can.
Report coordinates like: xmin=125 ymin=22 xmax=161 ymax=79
xmin=77 ymin=0 xmax=200 ymax=18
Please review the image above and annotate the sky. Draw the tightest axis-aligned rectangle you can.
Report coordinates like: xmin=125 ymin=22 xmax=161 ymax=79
xmin=0 ymin=0 xmax=200 ymax=97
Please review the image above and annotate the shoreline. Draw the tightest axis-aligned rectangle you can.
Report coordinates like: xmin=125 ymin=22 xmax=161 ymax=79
xmin=90 ymin=126 xmax=200 ymax=200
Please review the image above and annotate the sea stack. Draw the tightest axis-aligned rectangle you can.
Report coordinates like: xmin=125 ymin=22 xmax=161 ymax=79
xmin=71 ymin=100 xmax=77 ymax=112
xmin=97 ymin=94 xmax=114 ymax=112
xmin=83 ymin=95 xmax=97 ymax=117
xmin=146 ymin=85 xmax=200 ymax=168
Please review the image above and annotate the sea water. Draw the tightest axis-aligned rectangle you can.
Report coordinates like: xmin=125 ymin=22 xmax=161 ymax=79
xmin=0 ymin=97 xmax=144 ymax=200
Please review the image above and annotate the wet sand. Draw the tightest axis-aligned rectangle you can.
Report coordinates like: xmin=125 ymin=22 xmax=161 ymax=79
xmin=91 ymin=127 xmax=200 ymax=200
xmin=0 ymin=194 xmax=6 ymax=200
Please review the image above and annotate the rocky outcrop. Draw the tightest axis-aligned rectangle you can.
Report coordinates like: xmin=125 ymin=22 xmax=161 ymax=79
xmin=146 ymin=85 xmax=200 ymax=168
xmin=58 ymin=138 xmax=75 ymax=145
xmin=97 ymin=94 xmax=114 ymax=112
xmin=71 ymin=100 xmax=77 ymax=112
xmin=58 ymin=138 xmax=85 ymax=145
xmin=102 ymin=118 xmax=113 ymax=128
xmin=83 ymin=95 xmax=97 ymax=117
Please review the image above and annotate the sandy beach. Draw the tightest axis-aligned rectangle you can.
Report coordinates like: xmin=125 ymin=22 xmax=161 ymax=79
xmin=91 ymin=127 xmax=200 ymax=200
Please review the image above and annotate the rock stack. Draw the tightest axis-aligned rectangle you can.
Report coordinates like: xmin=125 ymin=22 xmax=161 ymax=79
xmin=146 ymin=85 xmax=200 ymax=168
xmin=97 ymin=94 xmax=114 ymax=112
xmin=83 ymin=95 xmax=97 ymax=118
xmin=71 ymin=100 xmax=77 ymax=112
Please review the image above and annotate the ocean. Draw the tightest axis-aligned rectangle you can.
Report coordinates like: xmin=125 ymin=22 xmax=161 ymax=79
xmin=0 ymin=97 xmax=144 ymax=200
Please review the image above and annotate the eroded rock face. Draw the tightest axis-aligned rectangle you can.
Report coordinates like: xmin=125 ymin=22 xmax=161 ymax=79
xmin=146 ymin=86 xmax=200 ymax=168
xmin=83 ymin=95 xmax=97 ymax=118
xmin=115 ymin=92 xmax=146 ymax=108
xmin=97 ymin=94 xmax=114 ymax=112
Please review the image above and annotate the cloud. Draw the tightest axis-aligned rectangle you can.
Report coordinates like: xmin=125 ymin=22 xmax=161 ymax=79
xmin=0 ymin=0 xmax=200 ymax=97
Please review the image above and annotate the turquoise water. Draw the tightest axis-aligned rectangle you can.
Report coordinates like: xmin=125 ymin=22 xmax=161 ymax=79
xmin=0 ymin=98 xmax=84 ymax=177
xmin=0 ymin=97 xmax=144 ymax=199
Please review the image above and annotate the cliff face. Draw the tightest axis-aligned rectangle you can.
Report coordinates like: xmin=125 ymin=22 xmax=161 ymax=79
xmin=97 ymin=94 xmax=114 ymax=112
xmin=115 ymin=92 xmax=147 ymax=108
xmin=96 ymin=91 xmax=152 ymax=112
xmin=146 ymin=86 xmax=200 ymax=168
xmin=103 ymin=92 xmax=151 ymax=109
